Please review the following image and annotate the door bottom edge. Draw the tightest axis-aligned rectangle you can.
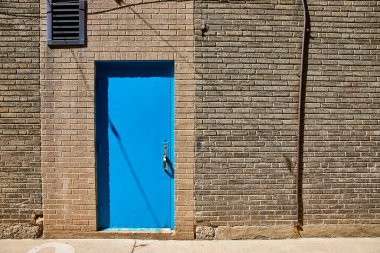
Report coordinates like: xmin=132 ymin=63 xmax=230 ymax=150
xmin=101 ymin=228 xmax=173 ymax=233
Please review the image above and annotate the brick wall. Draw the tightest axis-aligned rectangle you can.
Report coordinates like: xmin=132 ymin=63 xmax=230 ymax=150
xmin=40 ymin=0 xmax=195 ymax=238
xmin=194 ymin=0 xmax=379 ymax=236
xmin=0 ymin=0 xmax=41 ymax=236
xmin=303 ymin=0 xmax=379 ymax=226
xmin=3 ymin=0 xmax=378 ymax=239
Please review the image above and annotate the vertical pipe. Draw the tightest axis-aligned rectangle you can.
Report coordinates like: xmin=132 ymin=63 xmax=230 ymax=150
xmin=296 ymin=0 xmax=310 ymax=231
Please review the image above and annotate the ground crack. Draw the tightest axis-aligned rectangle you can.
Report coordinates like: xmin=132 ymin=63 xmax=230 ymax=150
xmin=130 ymin=240 xmax=137 ymax=253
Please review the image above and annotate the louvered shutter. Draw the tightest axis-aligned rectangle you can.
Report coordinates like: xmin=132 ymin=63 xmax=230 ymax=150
xmin=47 ymin=0 xmax=86 ymax=46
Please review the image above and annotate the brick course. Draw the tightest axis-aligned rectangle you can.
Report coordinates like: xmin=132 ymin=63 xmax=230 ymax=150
xmin=194 ymin=0 xmax=380 ymax=231
xmin=0 ymin=0 xmax=41 ymax=231
xmin=1 ymin=0 xmax=379 ymax=239
xmin=40 ymin=0 xmax=195 ymax=238
xmin=303 ymin=0 xmax=379 ymax=225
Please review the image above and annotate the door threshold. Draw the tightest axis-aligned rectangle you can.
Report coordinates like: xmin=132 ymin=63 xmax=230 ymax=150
xmin=102 ymin=228 xmax=173 ymax=233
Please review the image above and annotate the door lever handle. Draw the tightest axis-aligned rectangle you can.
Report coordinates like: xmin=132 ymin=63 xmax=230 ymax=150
xmin=163 ymin=142 xmax=168 ymax=172
xmin=163 ymin=155 xmax=168 ymax=172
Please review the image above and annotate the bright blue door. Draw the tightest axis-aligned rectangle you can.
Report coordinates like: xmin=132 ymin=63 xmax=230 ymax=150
xmin=96 ymin=61 xmax=174 ymax=230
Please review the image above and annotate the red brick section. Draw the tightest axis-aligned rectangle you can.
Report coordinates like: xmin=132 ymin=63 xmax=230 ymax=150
xmin=40 ymin=0 xmax=195 ymax=238
xmin=194 ymin=0 xmax=379 ymax=238
xmin=0 ymin=0 xmax=42 ymax=235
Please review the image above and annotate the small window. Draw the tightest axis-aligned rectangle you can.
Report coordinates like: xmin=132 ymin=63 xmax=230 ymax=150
xmin=47 ymin=0 xmax=86 ymax=46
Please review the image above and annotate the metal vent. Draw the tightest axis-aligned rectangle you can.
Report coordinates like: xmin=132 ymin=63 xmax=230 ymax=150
xmin=47 ymin=0 xmax=86 ymax=46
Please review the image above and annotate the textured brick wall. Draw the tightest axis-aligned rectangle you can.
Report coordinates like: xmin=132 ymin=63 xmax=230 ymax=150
xmin=0 ymin=0 xmax=41 ymax=228
xmin=40 ymin=0 xmax=195 ymax=238
xmin=194 ymin=0 xmax=380 ymax=230
xmin=303 ymin=0 xmax=379 ymax=225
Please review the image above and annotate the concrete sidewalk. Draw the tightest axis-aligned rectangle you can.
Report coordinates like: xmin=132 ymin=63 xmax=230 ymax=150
xmin=0 ymin=238 xmax=379 ymax=253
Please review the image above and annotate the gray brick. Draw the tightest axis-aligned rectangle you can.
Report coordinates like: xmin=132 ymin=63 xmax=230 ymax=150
xmin=195 ymin=0 xmax=380 ymax=227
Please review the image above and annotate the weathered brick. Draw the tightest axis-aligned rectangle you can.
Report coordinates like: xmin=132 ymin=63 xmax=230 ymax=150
xmin=2 ymin=0 xmax=379 ymax=240
xmin=0 ymin=0 xmax=41 ymax=237
xmin=39 ymin=0 xmax=195 ymax=237
xmin=194 ymin=0 xmax=380 ymax=229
